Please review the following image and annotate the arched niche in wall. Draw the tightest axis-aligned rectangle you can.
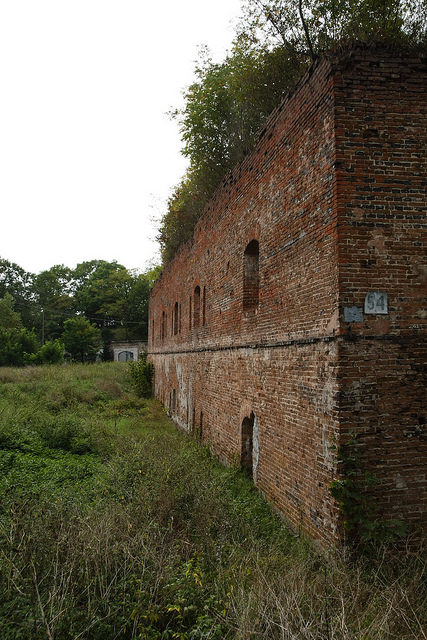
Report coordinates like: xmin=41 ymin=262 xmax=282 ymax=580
xmin=243 ymin=240 xmax=259 ymax=312
xmin=194 ymin=285 xmax=201 ymax=327
xmin=173 ymin=301 xmax=179 ymax=335
xmin=161 ymin=311 xmax=166 ymax=341
xmin=241 ymin=412 xmax=255 ymax=478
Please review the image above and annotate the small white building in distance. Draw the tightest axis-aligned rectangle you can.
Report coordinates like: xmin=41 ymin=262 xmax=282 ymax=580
xmin=111 ymin=341 xmax=147 ymax=362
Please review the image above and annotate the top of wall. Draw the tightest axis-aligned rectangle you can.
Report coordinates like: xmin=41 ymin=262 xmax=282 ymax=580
xmin=149 ymin=44 xmax=426 ymax=351
xmin=154 ymin=42 xmax=425 ymax=289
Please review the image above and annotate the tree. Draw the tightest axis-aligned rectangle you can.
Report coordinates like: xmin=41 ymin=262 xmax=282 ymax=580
xmin=0 ymin=258 xmax=36 ymax=329
xmin=0 ymin=327 xmax=39 ymax=367
xmin=122 ymin=265 xmax=161 ymax=340
xmin=0 ymin=258 xmax=155 ymax=350
xmin=33 ymin=264 xmax=73 ymax=304
xmin=62 ymin=317 xmax=101 ymax=363
xmin=237 ymin=0 xmax=426 ymax=59
xmin=0 ymin=292 xmax=66 ymax=366
xmin=159 ymin=0 xmax=426 ymax=264
xmin=142 ymin=264 xmax=162 ymax=288
xmin=72 ymin=261 xmax=134 ymax=357
xmin=125 ymin=273 xmax=151 ymax=340
xmin=32 ymin=265 xmax=75 ymax=341
xmin=160 ymin=41 xmax=303 ymax=263
xmin=71 ymin=260 xmax=154 ymax=348
xmin=0 ymin=293 xmax=23 ymax=330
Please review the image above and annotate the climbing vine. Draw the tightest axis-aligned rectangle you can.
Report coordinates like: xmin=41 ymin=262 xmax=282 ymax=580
xmin=329 ymin=436 xmax=407 ymax=544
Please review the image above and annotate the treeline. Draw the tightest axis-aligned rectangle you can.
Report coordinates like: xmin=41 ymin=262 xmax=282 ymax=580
xmin=158 ymin=0 xmax=426 ymax=263
xmin=0 ymin=257 xmax=160 ymax=365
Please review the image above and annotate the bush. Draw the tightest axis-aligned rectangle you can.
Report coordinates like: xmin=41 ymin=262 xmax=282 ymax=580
xmin=25 ymin=339 xmax=65 ymax=365
xmin=128 ymin=354 xmax=154 ymax=397
xmin=0 ymin=363 xmax=425 ymax=640
xmin=0 ymin=327 xmax=39 ymax=366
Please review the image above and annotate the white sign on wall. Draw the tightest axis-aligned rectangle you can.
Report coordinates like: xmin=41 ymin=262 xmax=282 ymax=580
xmin=364 ymin=291 xmax=388 ymax=315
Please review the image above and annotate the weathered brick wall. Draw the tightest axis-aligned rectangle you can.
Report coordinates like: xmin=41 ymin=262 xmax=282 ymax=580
xmin=153 ymin=345 xmax=340 ymax=544
xmin=148 ymin=46 xmax=426 ymax=545
xmin=334 ymin=48 xmax=427 ymax=532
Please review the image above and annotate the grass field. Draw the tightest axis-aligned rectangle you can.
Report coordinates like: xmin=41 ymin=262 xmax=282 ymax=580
xmin=0 ymin=363 xmax=425 ymax=639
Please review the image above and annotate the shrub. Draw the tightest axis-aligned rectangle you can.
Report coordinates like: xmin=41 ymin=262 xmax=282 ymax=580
xmin=128 ymin=353 xmax=154 ymax=397
xmin=329 ymin=436 xmax=408 ymax=544
xmin=0 ymin=327 xmax=39 ymax=366
xmin=25 ymin=339 xmax=65 ymax=365
xmin=0 ymin=364 xmax=425 ymax=640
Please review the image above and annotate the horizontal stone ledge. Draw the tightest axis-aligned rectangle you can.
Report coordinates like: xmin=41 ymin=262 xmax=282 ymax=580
xmin=147 ymin=332 xmax=420 ymax=357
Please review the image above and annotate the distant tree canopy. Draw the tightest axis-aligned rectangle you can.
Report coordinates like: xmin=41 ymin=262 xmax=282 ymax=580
xmin=62 ymin=317 xmax=101 ymax=364
xmin=0 ymin=258 xmax=159 ymax=363
xmin=158 ymin=0 xmax=426 ymax=264
xmin=0 ymin=293 xmax=23 ymax=330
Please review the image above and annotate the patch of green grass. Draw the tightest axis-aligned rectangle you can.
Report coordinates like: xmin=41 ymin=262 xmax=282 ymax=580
xmin=0 ymin=363 xmax=425 ymax=639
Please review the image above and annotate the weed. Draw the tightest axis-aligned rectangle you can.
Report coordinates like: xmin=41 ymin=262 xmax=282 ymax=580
xmin=128 ymin=354 xmax=154 ymax=397
xmin=0 ymin=363 xmax=424 ymax=639
xmin=330 ymin=436 xmax=408 ymax=545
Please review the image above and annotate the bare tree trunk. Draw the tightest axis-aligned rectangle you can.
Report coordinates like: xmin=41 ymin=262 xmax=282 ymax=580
xmin=298 ymin=0 xmax=316 ymax=60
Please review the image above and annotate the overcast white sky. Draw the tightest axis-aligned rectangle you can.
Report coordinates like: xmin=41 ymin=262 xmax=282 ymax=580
xmin=0 ymin=0 xmax=242 ymax=275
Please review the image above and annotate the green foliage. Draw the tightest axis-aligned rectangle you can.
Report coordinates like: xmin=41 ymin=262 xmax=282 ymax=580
xmin=128 ymin=353 xmax=154 ymax=397
xmin=0 ymin=295 xmax=63 ymax=366
xmin=69 ymin=260 xmax=158 ymax=344
xmin=159 ymin=42 xmax=303 ymax=263
xmin=33 ymin=264 xmax=73 ymax=304
xmin=238 ymin=0 xmax=426 ymax=56
xmin=0 ymin=327 xmax=39 ymax=366
xmin=0 ymin=258 xmax=36 ymax=328
xmin=0 ymin=256 xmax=157 ymax=347
xmin=72 ymin=260 xmax=130 ymax=357
xmin=124 ymin=273 xmax=151 ymax=340
xmin=329 ymin=436 xmax=408 ymax=544
xmin=0 ymin=293 xmax=23 ymax=330
xmin=178 ymin=42 xmax=303 ymax=173
xmin=158 ymin=175 xmax=207 ymax=264
xmin=62 ymin=316 xmax=101 ymax=363
xmin=159 ymin=0 xmax=426 ymax=264
xmin=25 ymin=339 xmax=65 ymax=365
xmin=143 ymin=263 xmax=162 ymax=287
xmin=74 ymin=261 xmax=130 ymax=320
xmin=33 ymin=264 xmax=75 ymax=339
xmin=0 ymin=364 xmax=424 ymax=639
xmin=0 ymin=295 xmax=42 ymax=367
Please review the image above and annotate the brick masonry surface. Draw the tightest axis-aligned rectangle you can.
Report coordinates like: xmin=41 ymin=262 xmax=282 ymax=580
xmin=148 ymin=46 xmax=426 ymax=546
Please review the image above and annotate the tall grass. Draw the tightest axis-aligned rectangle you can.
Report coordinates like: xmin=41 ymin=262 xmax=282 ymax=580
xmin=0 ymin=363 xmax=425 ymax=639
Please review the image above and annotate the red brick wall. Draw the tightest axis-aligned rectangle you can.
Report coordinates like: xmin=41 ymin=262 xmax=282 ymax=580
xmin=148 ymin=47 xmax=426 ymax=545
xmin=333 ymin=48 xmax=427 ymax=533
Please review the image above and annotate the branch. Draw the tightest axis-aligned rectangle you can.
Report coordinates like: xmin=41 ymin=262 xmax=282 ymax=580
xmin=251 ymin=0 xmax=313 ymax=61
xmin=252 ymin=0 xmax=295 ymax=55
xmin=298 ymin=0 xmax=316 ymax=61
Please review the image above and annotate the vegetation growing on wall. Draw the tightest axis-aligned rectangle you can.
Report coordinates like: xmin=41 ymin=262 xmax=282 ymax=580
xmin=158 ymin=0 xmax=426 ymax=264
xmin=329 ymin=436 xmax=408 ymax=544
